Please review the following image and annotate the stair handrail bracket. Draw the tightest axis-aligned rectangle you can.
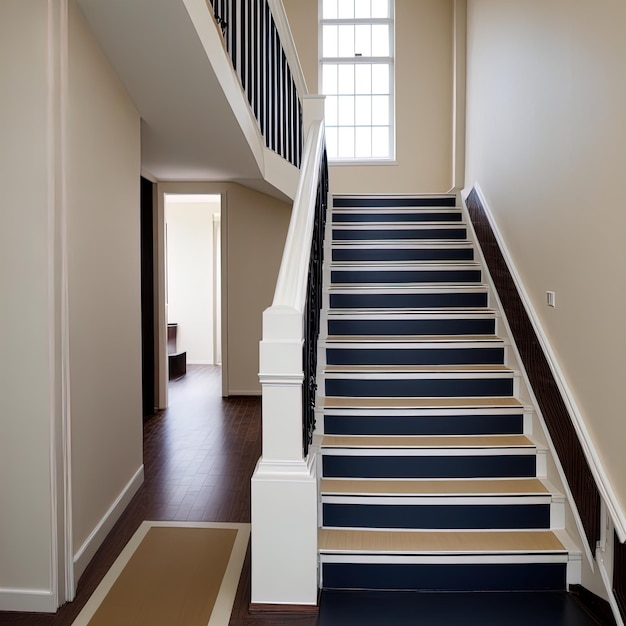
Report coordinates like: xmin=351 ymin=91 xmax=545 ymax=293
xmin=252 ymin=116 xmax=326 ymax=607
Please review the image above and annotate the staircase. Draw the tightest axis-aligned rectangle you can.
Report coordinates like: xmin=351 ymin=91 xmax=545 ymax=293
xmin=316 ymin=194 xmax=581 ymax=593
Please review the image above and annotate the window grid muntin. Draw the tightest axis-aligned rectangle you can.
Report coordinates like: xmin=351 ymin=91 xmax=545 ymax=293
xmin=320 ymin=1 xmax=394 ymax=161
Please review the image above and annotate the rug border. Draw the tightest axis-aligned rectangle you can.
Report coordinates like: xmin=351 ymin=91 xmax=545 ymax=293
xmin=71 ymin=521 xmax=251 ymax=626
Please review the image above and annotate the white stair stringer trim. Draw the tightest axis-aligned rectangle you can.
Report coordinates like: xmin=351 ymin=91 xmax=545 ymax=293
xmin=458 ymin=187 xmax=607 ymax=574
xmin=464 ymin=183 xmax=626 ymax=544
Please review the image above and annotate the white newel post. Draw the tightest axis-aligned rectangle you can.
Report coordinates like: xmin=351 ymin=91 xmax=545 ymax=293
xmin=251 ymin=96 xmax=326 ymax=606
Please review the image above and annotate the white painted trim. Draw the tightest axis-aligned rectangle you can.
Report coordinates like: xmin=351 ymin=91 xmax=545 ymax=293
xmin=465 ymin=182 xmax=626 ymax=543
xmin=598 ymin=534 xmax=626 ymax=626
xmin=0 ymin=589 xmax=57 ymax=614
xmin=451 ymin=0 xmax=467 ymax=191
xmin=321 ymin=448 xmax=538 ymax=457
xmin=140 ymin=169 xmax=158 ymax=183
xmin=46 ymin=0 xmax=73 ymax=608
xmin=459 ymin=189 xmax=595 ymax=565
xmin=72 ymin=465 xmax=144 ymax=581
xmin=58 ymin=0 xmax=73 ymax=603
xmin=271 ymin=120 xmax=326 ymax=311
xmin=220 ymin=191 xmax=229 ymax=397
xmin=322 ymin=495 xmax=552 ymax=506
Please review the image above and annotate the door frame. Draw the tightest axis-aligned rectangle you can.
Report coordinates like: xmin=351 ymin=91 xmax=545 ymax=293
xmin=155 ymin=183 xmax=229 ymax=407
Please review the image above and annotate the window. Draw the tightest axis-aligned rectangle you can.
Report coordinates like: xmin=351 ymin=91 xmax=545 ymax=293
xmin=320 ymin=0 xmax=394 ymax=161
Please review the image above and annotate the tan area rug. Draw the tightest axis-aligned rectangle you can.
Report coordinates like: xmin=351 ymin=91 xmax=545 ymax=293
xmin=72 ymin=521 xmax=250 ymax=626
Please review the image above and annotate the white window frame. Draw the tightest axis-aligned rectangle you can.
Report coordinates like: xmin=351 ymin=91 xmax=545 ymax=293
xmin=319 ymin=0 xmax=396 ymax=164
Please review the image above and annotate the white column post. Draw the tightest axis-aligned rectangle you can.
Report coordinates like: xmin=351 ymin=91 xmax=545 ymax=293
xmin=251 ymin=105 xmax=325 ymax=607
xmin=251 ymin=306 xmax=318 ymax=606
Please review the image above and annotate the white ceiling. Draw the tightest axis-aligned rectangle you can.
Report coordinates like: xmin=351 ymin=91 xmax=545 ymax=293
xmin=76 ymin=0 xmax=262 ymax=183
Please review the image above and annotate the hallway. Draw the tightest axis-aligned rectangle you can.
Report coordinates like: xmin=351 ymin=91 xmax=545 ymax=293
xmin=0 ymin=365 xmax=315 ymax=626
xmin=0 ymin=366 xmax=606 ymax=625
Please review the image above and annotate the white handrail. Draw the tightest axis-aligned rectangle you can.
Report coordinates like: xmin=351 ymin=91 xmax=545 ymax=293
xmin=271 ymin=120 xmax=325 ymax=314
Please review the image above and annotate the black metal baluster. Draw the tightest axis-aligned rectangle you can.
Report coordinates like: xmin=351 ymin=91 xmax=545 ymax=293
xmin=302 ymin=146 xmax=328 ymax=455
xmin=209 ymin=0 xmax=303 ymax=168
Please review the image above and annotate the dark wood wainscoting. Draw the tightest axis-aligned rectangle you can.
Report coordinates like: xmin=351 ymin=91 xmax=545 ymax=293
xmin=465 ymin=188 xmax=601 ymax=553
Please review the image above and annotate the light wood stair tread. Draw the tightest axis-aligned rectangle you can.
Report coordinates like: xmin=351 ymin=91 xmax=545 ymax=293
xmin=321 ymin=434 xmax=534 ymax=448
xmin=319 ymin=478 xmax=549 ymax=496
xmin=322 ymin=396 xmax=524 ymax=409
xmin=318 ymin=529 xmax=565 ymax=553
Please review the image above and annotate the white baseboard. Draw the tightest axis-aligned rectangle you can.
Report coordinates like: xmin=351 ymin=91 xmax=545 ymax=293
xmin=228 ymin=389 xmax=261 ymax=396
xmin=465 ymin=182 xmax=626 ymax=543
xmin=73 ymin=465 xmax=144 ymax=582
xmin=0 ymin=588 xmax=57 ymax=613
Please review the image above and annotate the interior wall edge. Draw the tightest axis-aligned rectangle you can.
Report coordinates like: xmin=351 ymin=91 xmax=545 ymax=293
xmin=72 ymin=465 xmax=144 ymax=583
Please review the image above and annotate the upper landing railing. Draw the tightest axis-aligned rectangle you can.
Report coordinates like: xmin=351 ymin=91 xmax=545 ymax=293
xmin=207 ymin=0 xmax=305 ymax=167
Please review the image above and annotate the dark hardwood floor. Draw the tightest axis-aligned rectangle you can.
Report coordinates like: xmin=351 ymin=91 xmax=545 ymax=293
xmin=0 ymin=365 xmax=316 ymax=626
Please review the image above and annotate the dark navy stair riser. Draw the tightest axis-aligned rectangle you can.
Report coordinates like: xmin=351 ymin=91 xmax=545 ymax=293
xmin=323 ymin=414 xmax=524 ymax=436
xmin=333 ymin=212 xmax=462 ymax=223
xmin=331 ymin=269 xmax=482 ymax=284
xmin=322 ymin=455 xmax=537 ymax=479
xmin=318 ymin=195 xmax=574 ymax=597
xmin=325 ymin=377 xmax=514 ymax=398
xmin=321 ymin=563 xmax=566 ymax=592
xmin=333 ymin=228 xmax=467 ymax=241
xmin=327 ymin=318 xmax=495 ymax=336
xmin=326 ymin=347 xmax=504 ymax=366
xmin=322 ymin=503 xmax=551 ymax=530
xmin=329 ymin=292 xmax=489 ymax=310
xmin=333 ymin=197 xmax=457 ymax=208
xmin=332 ymin=248 xmax=474 ymax=262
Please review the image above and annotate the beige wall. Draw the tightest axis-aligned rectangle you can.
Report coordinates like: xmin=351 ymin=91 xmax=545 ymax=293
xmin=158 ymin=182 xmax=292 ymax=395
xmin=465 ymin=0 xmax=626 ymax=539
xmin=283 ymin=0 xmax=455 ymax=194
xmin=67 ymin=0 xmax=143 ymax=564
xmin=0 ymin=0 xmax=58 ymax=598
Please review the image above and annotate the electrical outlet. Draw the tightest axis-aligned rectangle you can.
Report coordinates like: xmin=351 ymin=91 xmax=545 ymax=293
xmin=546 ymin=291 xmax=556 ymax=307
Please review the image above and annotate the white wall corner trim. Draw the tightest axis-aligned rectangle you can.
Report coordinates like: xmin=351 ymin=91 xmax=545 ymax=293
xmin=72 ymin=465 xmax=144 ymax=581
xmin=0 ymin=588 xmax=57 ymax=614
xmin=463 ymin=182 xmax=626 ymax=544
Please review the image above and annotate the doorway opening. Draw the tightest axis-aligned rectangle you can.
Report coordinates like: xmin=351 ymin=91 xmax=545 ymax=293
xmin=164 ymin=193 xmax=222 ymax=387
